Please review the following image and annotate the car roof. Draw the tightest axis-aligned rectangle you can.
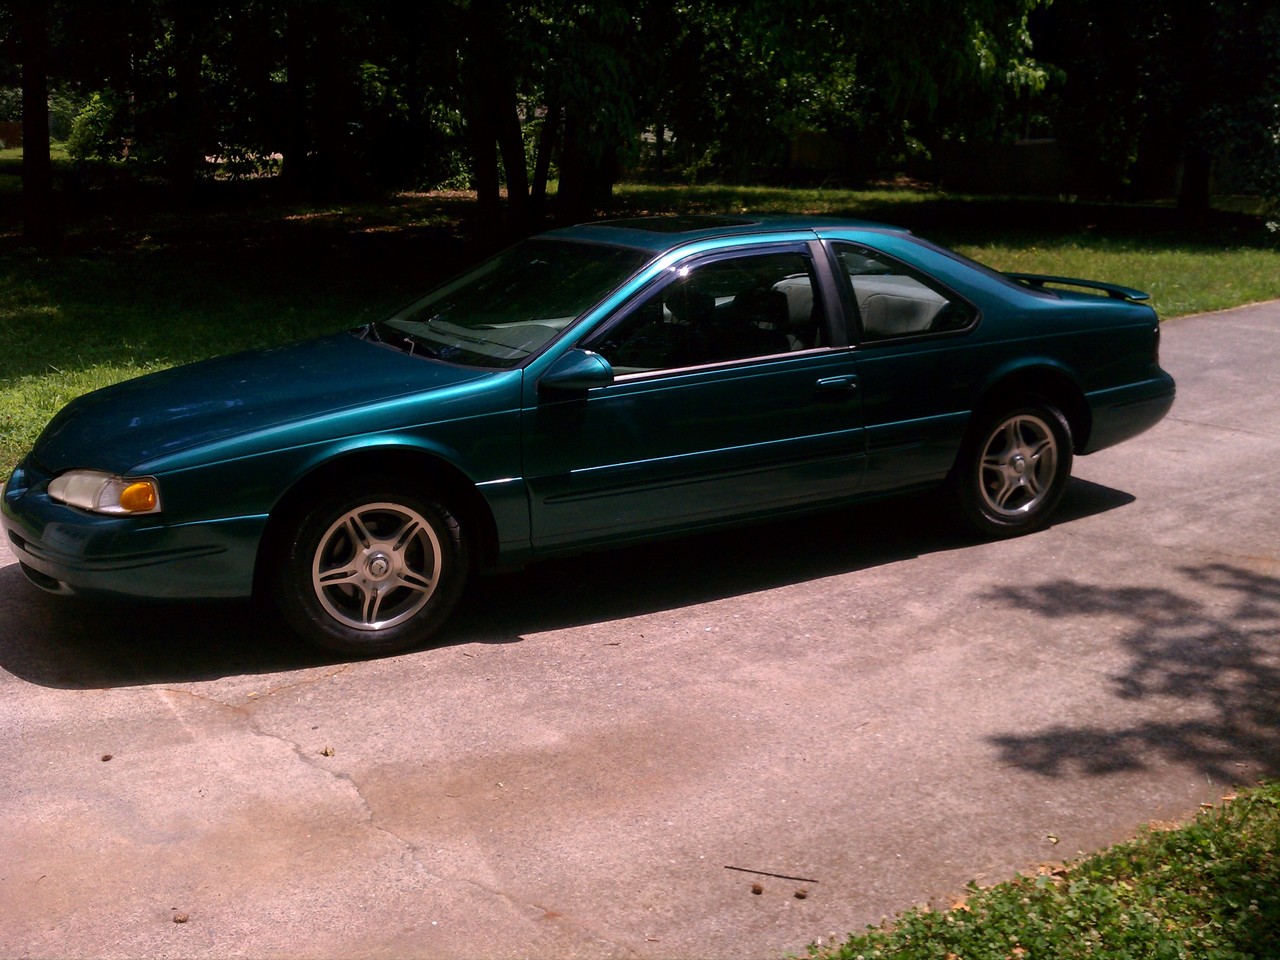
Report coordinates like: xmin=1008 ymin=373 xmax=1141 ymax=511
xmin=546 ymin=214 xmax=908 ymax=253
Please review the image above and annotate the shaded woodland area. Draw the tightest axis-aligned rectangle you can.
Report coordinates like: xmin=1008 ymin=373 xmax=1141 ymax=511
xmin=3 ymin=0 xmax=1279 ymax=246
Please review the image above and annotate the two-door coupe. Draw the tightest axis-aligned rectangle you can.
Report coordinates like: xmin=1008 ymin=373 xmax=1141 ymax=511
xmin=2 ymin=216 xmax=1175 ymax=655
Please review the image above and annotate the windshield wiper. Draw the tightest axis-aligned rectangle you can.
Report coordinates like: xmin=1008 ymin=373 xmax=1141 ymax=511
xmin=400 ymin=334 xmax=440 ymax=360
xmin=368 ymin=322 xmax=439 ymax=359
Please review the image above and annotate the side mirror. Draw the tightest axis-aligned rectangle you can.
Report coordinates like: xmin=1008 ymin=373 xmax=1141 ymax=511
xmin=540 ymin=349 xmax=615 ymax=393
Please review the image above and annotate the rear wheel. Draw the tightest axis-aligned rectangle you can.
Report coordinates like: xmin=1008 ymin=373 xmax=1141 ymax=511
xmin=952 ymin=400 xmax=1073 ymax=538
xmin=273 ymin=481 xmax=468 ymax=656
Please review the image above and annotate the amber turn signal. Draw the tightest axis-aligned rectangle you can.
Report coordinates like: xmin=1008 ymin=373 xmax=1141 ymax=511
xmin=119 ymin=481 xmax=159 ymax=513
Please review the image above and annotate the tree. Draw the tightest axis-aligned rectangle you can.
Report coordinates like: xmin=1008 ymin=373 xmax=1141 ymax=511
xmin=458 ymin=0 xmax=528 ymax=232
xmin=644 ymin=0 xmax=1049 ymax=183
xmin=1032 ymin=0 xmax=1280 ymax=212
xmin=544 ymin=0 xmax=642 ymax=222
xmin=27 ymin=0 xmax=1277 ymax=234
xmin=443 ymin=0 xmax=652 ymax=230
xmin=6 ymin=0 xmax=58 ymax=247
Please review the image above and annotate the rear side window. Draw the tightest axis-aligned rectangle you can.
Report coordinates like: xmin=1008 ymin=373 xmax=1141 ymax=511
xmin=832 ymin=243 xmax=976 ymax=341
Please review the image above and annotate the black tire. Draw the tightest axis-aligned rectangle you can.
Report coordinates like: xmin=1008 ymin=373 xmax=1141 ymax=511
xmin=272 ymin=480 xmax=468 ymax=656
xmin=951 ymin=399 xmax=1074 ymax=538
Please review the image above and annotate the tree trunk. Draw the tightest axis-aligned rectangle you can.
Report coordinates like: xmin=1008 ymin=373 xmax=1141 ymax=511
xmin=166 ymin=0 xmax=203 ymax=203
xmin=18 ymin=0 xmax=58 ymax=248
xmin=464 ymin=84 xmax=503 ymax=238
xmin=1178 ymin=144 xmax=1213 ymax=216
xmin=281 ymin=0 xmax=314 ymax=196
xmin=494 ymin=82 xmax=529 ymax=234
xmin=310 ymin=11 xmax=351 ymax=198
xmin=530 ymin=104 xmax=561 ymax=224
xmin=464 ymin=1 xmax=528 ymax=237
xmin=556 ymin=109 xmax=616 ymax=225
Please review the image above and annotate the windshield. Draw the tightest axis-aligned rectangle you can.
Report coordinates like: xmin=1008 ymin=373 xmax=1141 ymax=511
xmin=378 ymin=238 xmax=651 ymax=368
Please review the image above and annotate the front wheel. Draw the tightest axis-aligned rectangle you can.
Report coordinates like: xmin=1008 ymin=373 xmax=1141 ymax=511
xmin=272 ymin=482 xmax=468 ymax=656
xmin=951 ymin=400 xmax=1074 ymax=538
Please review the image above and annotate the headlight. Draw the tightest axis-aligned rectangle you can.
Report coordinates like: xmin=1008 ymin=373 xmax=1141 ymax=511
xmin=47 ymin=470 xmax=162 ymax=515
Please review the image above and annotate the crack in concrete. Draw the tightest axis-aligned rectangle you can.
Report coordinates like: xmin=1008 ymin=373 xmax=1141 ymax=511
xmin=155 ymin=663 xmax=353 ymax=712
xmin=1166 ymin=414 xmax=1280 ymax=439
xmin=151 ymin=679 xmax=637 ymax=953
xmin=243 ymin=663 xmax=356 ymax=702
xmin=286 ymin=740 xmax=639 ymax=954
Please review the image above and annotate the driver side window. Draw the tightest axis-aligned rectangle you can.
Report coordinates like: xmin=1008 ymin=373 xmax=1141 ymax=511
xmin=586 ymin=251 xmax=826 ymax=374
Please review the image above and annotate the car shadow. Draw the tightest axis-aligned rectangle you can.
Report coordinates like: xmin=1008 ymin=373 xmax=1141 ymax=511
xmin=453 ymin=478 xmax=1133 ymax=639
xmin=0 ymin=478 xmax=1133 ymax=689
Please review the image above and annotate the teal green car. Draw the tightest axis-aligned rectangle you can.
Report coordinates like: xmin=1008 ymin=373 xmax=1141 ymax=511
xmin=2 ymin=216 xmax=1174 ymax=655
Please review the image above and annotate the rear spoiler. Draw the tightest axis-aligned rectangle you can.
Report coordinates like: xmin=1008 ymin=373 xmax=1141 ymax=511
xmin=1006 ymin=273 xmax=1151 ymax=302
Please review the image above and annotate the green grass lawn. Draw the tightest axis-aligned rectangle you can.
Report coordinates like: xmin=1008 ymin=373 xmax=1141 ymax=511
xmin=812 ymin=781 xmax=1280 ymax=960
xmin=1 ymin=178 xmax=1278 ymax=956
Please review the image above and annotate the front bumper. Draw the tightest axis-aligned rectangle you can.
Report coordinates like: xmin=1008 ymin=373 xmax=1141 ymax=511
xmin=2 ymin=460 xmax=265 ymax=601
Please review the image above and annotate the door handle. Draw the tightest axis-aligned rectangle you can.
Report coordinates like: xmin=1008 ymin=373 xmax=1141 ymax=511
xmin=815 ymin=375 xmax=858 ymax=397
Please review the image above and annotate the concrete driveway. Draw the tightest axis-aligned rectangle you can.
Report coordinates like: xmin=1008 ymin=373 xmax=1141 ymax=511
xmin=2 ymin=302 xmax=1277 ymax=960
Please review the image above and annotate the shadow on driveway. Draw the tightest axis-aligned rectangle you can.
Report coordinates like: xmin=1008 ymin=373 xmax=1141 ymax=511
xmin=0 ymin=478 xmax=1132 ymax=689
xmin=988 ymin=561 xmax=1280 ymax=782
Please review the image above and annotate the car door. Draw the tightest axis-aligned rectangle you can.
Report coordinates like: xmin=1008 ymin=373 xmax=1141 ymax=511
xmin=522 ymin=241 xmax=867 ymax=552
xmin=828 ymin=241 xmax=985 ymax=493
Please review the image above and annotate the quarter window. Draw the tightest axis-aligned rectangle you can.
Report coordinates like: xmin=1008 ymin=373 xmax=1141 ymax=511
xmin=833 ymin=244 xmax=975 ymax=341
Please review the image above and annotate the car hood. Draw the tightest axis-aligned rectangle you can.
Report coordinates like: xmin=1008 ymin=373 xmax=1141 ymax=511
xmin=31 ymin=332 xmax=493 ymax=474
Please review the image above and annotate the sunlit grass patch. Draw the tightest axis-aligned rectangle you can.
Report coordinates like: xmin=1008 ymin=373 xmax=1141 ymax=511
xmin=612 ymin=181 xmax=950 ymax=218
xmin=812 ymin=781 xmax=1280 ymax=960
xmin=0 ymin=361 xmax=174 ymax=468
xmin=952 ymin=242 xmax=1280 ymax=317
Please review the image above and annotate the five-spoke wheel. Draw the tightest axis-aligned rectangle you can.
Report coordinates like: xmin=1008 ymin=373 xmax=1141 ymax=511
xmin=274 ymin=482 xmax=467 ymax=656
xmin=311 ymin=501 xmax=442 ymax=633
xmin=952 ymin=400 xmax=1074 ymax=538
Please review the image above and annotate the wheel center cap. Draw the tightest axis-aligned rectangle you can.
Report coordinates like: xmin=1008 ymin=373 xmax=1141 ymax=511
xmin=366 ymin=553 xmax=392 ymax=579
xmin=1011 ymin=454 xmax=1027 ymax=476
